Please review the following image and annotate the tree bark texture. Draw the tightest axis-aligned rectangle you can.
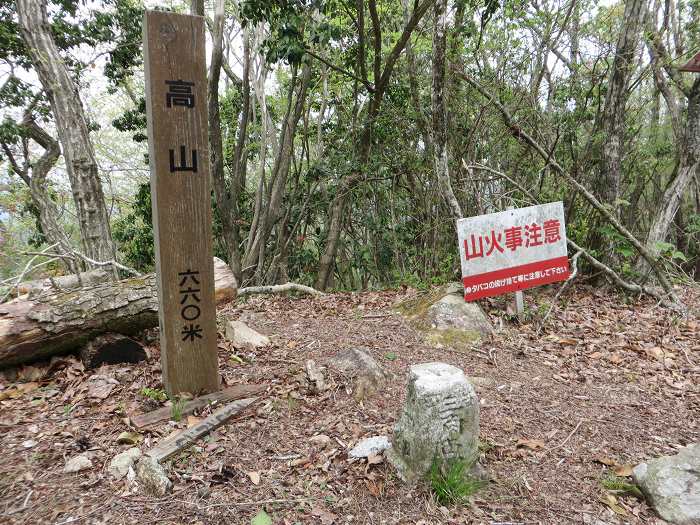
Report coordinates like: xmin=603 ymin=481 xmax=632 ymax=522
xmin=597 ymin=0 xmax=648 ymax=214
xmin=0 ymin=258 xmax=237 ymax=368
xmin=431 ymin=0 xmax=462 ymax=221
xmin=643 ymin=78 xmax=700 ymax=256
xmin=16 ymin=0 xmax=117 ymax=273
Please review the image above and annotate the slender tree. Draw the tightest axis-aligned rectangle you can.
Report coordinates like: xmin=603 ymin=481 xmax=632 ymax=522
xmin=16 ymin=0 xmax=118 ymax=274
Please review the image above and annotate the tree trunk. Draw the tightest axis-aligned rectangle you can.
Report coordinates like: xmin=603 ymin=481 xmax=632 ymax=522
xmin=597 ymin=0 xmax=648 ymax=214
xmin=207 ymin=0 xmax=241 ymax=289
xmin=642 ymin=78 xmax=700 ymax=258
xmin=0 ymin=258 xmax=237 ymax=368
xmin=1 ymin=113 xmax=78 ymax=274
xmin=431 ymin=0 xmax=462 ymax=221
xmin=16 ymin=0 xmax=117 ymax=274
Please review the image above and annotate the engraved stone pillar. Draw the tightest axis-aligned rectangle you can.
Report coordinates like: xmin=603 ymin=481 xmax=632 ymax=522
xmin=388 ymin=362 xmax=479 ymax=482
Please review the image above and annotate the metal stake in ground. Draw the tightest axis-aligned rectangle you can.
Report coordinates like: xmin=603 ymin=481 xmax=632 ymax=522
xmin=143 ymin=10 xmax=219 ymax=395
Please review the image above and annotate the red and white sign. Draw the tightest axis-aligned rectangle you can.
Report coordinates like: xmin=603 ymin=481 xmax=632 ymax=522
xmin=457 ymin=202 xmax=570 ymax=301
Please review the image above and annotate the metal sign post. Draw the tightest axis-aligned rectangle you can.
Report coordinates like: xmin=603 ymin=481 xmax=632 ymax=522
xmin=143 ymin=10 xmax=219 ymax=395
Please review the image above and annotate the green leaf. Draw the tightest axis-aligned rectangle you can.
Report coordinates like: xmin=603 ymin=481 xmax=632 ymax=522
xmin=251 ymin=510 xmax=272 ymax=525
xmin=384 ymin=352 xmax=397 ymax=361
xmin=671 ymin=250 xmax=687 ymax=262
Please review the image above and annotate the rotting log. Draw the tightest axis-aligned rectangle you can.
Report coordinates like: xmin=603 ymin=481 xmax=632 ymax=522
xmin=0 ymin=258 xmax=237 ymax=368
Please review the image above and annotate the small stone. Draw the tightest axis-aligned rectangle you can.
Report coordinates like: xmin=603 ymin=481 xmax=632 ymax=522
xmin=136 ymin=456 xmax=172 ymax=496
xmin=224 ymin=320 xmax=270 ymax=348
xmin=21 ymin=439 xmax=37 ymax=448
xmin=108 ymin=447 xmax=142 ymax=480
xmin=305 ymin=359 xmax=326 ymax=393
xmin=633 ymin=443 xmax=700 ymax=525
xmin=349 ymin=436 xmax=391 ymax=459
xmin=309 ymin=434 xmax=333 ymax=448
xmin=388 ymin=363 xmax=479 ymax=483
xmin=64 ymin=454 xmax=93 ymax=473
xmin=116 ymin=431 xmax=142 ymax=445
xmin=327 ymin=348 xmax=385 ymax=382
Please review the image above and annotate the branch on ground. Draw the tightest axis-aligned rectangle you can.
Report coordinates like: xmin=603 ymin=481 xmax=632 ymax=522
xmin=237 ymin=282 xmax=324 ymax=297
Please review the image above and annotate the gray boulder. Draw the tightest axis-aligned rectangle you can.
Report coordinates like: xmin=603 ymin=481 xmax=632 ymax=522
xmin=633 ymin=443 xmax=700 ymax=525
xmin=387 ymin=362 xmax=480 ymax=482
xmin=426 ymin=294 xmax=493 ymax=335
xmin=396 ymin=283 xmax=493 ymax=346
xmin=327 ymin=348 xmax=386 ymax=401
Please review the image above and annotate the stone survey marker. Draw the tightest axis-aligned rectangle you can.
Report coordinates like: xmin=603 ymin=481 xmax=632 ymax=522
xmin=457 ymin=202 xmax=570 ymax=301
xmin=143 ymin=10 xmax=219 ymax=394
xmin=388 ymin=363 xmax=479 ymax=482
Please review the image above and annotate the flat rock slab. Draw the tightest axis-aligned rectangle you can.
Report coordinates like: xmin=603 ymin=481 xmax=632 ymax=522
xmin=633 ymin=443 xmax=700 ymax=525
xmin=225 ymin=320 xmax=270 ymax=348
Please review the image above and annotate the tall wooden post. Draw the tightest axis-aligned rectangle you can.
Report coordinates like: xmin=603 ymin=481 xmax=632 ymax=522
xmin=143 ymin=10 xmax=219 ymax=395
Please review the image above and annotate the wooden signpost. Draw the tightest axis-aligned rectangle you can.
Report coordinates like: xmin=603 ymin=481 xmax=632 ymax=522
xmin=143 ymin=10 xmax=219 ymax=395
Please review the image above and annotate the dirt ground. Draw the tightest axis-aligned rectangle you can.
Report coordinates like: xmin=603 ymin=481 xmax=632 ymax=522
xmin=1 ymin=284 xmax=699 ymax=525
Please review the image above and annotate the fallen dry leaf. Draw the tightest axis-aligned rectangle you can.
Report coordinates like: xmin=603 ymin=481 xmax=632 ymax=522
xmin=366 ymin=453 xmax=384 ymax=465
xmin=600 ymin=493 xmax=627 ymax=516
xmin=0 ymin=382 xmax=39 ymax=400
xmin=516 ymin=438 xmax=545 ymax=450
xmin=247 ymin=471 xmax=261 ymax=485
xmin=613 ymin=464 xmax=633 ymax=477
xmin=86 ymin=375 xmax=118 ymax=400
xmin=311 ymin=506 xmax=337 ymax=525
xmin=593 ymin=456 xmax=619 ymax=467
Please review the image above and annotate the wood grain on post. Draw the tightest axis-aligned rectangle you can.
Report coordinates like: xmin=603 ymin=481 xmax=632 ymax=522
xmin=143 ymin=11 xmax=219 ymax=395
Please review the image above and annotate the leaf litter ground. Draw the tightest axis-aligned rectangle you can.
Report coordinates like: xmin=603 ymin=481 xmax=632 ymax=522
xmin=0 ymin=284 xmax=698 ymax=524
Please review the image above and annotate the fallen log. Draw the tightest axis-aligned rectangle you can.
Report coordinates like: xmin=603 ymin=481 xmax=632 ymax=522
xmin=0 ymin=258 xmax=237 ymax=368
xmin=17 ymin=269 xmax=110 ymax=296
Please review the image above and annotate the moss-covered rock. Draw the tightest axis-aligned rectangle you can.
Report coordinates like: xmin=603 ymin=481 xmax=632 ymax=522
xmin=396 ymin=283 xmax=493 ymax=348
